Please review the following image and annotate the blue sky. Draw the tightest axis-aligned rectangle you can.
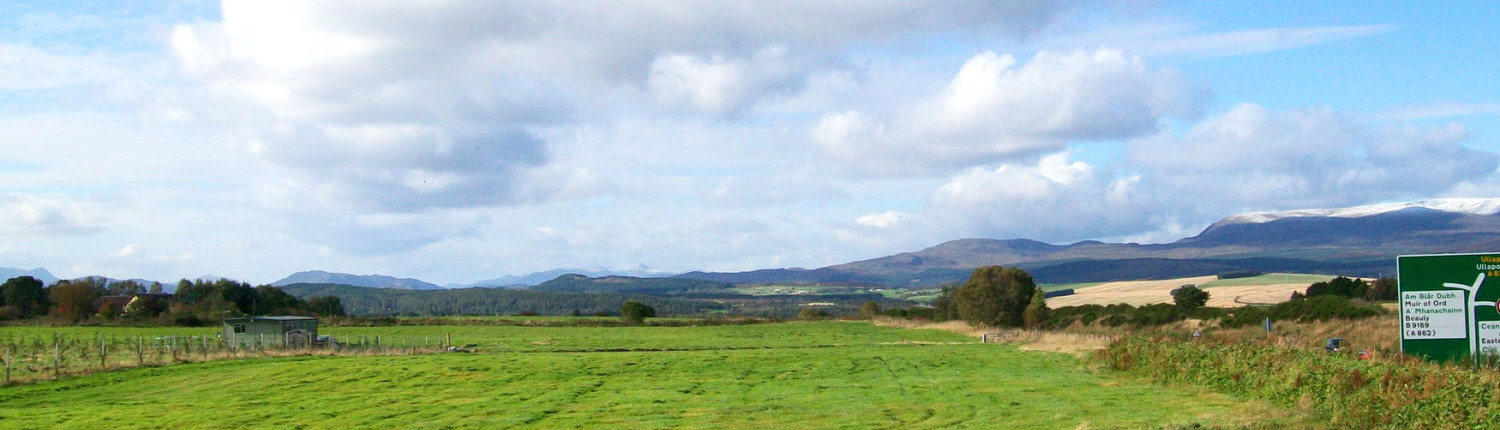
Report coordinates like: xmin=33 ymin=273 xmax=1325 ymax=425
xmin=2 ymin=1 xmax=1497 ymax=284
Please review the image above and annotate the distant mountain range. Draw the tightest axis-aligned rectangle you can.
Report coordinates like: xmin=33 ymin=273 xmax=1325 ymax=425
xmin=0 ymin=267 xmax=58 ymax=285
xmin=674 ymin=198 xmax=1500 ymax=286
xmin=12 ymin=198 xmax=1500 ymax=290
xmin=452 ymin=267 xmax=671 ymax=288
xmin=271 ymin=270 xmax=442 ymax=290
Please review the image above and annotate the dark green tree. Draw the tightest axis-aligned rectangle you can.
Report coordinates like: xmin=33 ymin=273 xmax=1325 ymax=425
xmin=1023 ymin=289 xmax=1048 ymax=329
xmin=955 ymin=266 xmax=1037 ymax=328
xmin=2 ymin=276 xmax=47 ymax=318
xmin=307 ymin=296 xmax=346 ymax=317
xmin=931 ymin=285 xmax=959 ymax=321
xmin=621 ymin=300 xmax=655 ymax=324
xmin=1365 ymin=277 xmax=1398 ymax=301
xmin=106 ymin=279 xmax=144 ymax=296
xmin=253 ymin=286 xmax=304 ymax=315
xmin=1306 ymin=276 xmax=1368 ymax=299
xmin=1172 ymin=285 xmax=1210 ymax=310
xmin=219 ymin=280 xmax=256 ymax=315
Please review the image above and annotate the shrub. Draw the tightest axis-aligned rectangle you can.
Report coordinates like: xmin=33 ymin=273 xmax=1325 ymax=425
xmin=797 ymin=308 xmax=830 ymax=320
xmin=621 ymin=300 xmax=655 ymax=324
xmin=859 ymin=301 xmax=882 ymax=319
xmin=1079 ymin=312 xmax=1098 ymax=326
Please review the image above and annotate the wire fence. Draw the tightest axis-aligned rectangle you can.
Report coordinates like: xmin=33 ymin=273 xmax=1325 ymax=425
xmin=0 ymin=332 xmax=455 ymax=386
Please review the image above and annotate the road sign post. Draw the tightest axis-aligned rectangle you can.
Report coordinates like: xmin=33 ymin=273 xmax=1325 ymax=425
xmin=1398 ymin=253 xmax=1500 ymax=365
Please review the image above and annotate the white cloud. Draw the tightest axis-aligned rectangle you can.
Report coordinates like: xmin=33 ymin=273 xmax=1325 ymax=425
xmin=929 ymin=153 xmax=1147 ymax=241
xmin=813 ymin=49 xmax=1203 ymax=176
xmin=855 ymin=211 xmax=918 ymax=229
xmin=0 ymin=194 xmax=108 ymax=236
xmin=116 ymin=244 xmax=141 ymax=258
xmin=648 ymin=47 xmax=809 ymax=116
xmin=1127 ymin=104 xmax=1497 ymax=211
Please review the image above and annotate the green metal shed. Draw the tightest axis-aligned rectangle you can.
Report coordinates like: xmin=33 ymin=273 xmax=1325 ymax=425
xmin=222 ymin=316 xmax=318 ymax=348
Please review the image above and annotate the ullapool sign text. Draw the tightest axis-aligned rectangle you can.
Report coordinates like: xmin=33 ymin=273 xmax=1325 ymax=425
xmin=1398 ymin=253 xmax=1500 ymax=364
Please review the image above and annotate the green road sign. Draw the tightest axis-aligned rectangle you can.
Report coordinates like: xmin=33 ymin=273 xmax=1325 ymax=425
xmin=1398 ymin=253 xmax=1500 ymax=364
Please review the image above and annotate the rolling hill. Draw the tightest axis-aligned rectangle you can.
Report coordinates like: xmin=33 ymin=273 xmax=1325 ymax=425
xmin=675 ymin=198 xmax=1500 ymax=286
xmin=271 ymin=270 xmax=442 ymax=290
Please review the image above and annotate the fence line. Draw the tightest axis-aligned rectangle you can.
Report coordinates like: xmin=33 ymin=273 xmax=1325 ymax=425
xmin=0 ymin=331 xmax=454 ymax=386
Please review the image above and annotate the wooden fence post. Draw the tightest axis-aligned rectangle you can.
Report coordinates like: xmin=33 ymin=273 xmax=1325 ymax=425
xmin=52 ymin=337 xmax=59 ymax=378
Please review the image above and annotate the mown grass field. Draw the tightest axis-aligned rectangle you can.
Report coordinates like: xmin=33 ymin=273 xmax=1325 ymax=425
xmin=0 ymin=322 xmax=1305 ymax=429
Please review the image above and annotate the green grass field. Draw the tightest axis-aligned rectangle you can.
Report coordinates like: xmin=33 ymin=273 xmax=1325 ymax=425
xmin=0 ymin=322 xmax=1305 ymax=429
xmin=1039 ymin=282 xmax=1105 ymax=292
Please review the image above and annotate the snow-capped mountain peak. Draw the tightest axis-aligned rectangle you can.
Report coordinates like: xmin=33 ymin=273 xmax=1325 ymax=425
xmin=1218 ymin=198 xmax=1500 ymax=225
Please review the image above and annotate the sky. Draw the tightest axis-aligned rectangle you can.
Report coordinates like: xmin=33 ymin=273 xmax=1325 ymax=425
xmin=2 ymin=1 xmax=1499 ymax=285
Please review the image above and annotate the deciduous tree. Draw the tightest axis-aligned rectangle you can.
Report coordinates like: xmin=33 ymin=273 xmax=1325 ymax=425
xmin=1172 ymin=285 xmax=1210 ymax=310
xmin=1023 ymin=289 xmax=1048 ymax=329
xmin=49 ymin=280 xmax=99 ymax=322
xmin=955 ymin=266 xmax=1037 ymax=328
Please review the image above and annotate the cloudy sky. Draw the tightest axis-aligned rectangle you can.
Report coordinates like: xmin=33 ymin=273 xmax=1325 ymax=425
xmin=3 ymin=1 xmax=1498 ymax=284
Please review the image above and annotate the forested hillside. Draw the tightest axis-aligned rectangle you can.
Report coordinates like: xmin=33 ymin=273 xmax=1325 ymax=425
xmin=278 ymin=283 xmax=726 ymax=316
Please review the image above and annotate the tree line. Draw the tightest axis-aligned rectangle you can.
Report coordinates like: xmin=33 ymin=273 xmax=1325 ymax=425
xmin=277 ymin=283 xmax=726 ymax=316
xmin=0 ymin=276 xmax=345 ymax=326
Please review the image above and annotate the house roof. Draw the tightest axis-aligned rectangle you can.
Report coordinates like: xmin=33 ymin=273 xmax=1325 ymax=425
xmin=223 ymin=316 xmax=317 ymax=323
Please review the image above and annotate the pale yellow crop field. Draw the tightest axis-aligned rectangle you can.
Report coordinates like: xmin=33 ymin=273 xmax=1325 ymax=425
xmin=1046 ymin=274 xmax=1335 ymax=308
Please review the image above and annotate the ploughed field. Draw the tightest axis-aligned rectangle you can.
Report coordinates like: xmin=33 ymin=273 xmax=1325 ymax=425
xmin=0 ymin=321 xmax=1300 ymax=429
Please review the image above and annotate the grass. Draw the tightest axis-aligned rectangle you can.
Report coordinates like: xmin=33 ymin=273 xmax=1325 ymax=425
xmin=1103 ymin=333 xmax=1500 ymax=428
xmin=1039 ymin=282 xmax=1105 ymax=292
xmin=0 ymin=321 xmax=1304 ymax=429
xmin=1200 ymin=273 xmax=1333 ymax=288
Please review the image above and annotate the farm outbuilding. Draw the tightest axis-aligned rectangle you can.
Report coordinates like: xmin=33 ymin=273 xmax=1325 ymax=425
xmin=222 ymin=316 xmax=318 ymax=348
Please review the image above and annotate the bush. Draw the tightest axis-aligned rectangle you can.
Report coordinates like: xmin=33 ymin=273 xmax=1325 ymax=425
xmin=1102 ymin=314 xmax=1128 ymax=327
xmin=621 ymin=300 xmax=655 ymax=324
xmin=859 ymin=301 xmax=882 ymax=319
xmin=1079 ymin=312 xmax=1098 ymax=326
xmin=1221 ymin=295 xmax=1383 ymax=328
xmin=172 ymin=312 xmax=205 ymax=327
xmin=797 ymin=308 xmax=830 ymax=320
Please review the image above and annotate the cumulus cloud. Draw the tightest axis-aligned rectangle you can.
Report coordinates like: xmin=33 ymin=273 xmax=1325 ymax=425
xmin=929 ymin=153 xmax=1147 ymax=241
xmin=813 ymin=49 xmax=1203 ymax=176
xmin=0 ymin=194 xmax=107 ymax=236
xmin=855 ymin=210 xmax=918 ymax=229
xmin=163 ymin=0 xmax=1081 ymax=215
xmin=648 ymin=47 xmax=810 ymax=116
xmin=1127 ymin=104 xmax=1498 ymax=211
xmin=921 ymin=103 xmax=1500 ymax=244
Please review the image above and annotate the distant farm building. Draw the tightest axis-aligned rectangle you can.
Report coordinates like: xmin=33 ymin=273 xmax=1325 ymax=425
xmin=223 ymin=316 xmax=319 ymax=348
